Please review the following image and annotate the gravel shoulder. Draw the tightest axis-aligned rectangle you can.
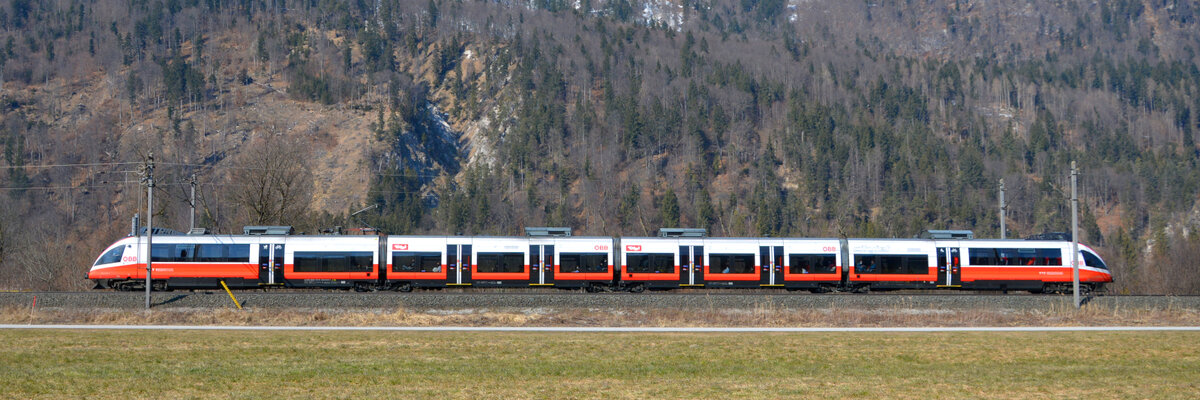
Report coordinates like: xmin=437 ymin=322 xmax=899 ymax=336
xmin=2 ymin=292 xmax=1197 ymax=312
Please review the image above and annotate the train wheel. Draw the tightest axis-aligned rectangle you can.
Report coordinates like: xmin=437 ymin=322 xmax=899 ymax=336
xmin=1042 ymin=283 xmax=1067 ymax=294
xmin=628 ymin=283 xmax=646 ymax=293
xmin=152 ymin=281 xmax=170 ymax=292
xmin=395 ymin=283 xmax=413 ymax=292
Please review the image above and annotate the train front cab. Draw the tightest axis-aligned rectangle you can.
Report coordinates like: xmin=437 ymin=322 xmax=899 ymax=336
xmin=88 ymin=236 xmax=263 ymax=290
xmin=1077 ymin=245 xmax=1113 ymax=291
xmin=948 ymin=240 xmax=1113 ymax=292
xmin=88 ymin=237 xmax=140 ymax=289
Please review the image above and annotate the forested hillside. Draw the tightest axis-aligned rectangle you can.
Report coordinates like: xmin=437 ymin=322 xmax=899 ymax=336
xmin=1 ymin=0 xmax=1198 ymax=294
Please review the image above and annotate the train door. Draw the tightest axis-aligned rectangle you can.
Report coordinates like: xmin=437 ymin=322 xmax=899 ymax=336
xmin=679 ymin=246 xmax=704 ymax=287
xmin=461 ymin=245 xmax=472 ymax=283
xmin=529 ymin=244 xmax=555 ymax=285
xmin=258 ymin=243 xmax=285 ymax=285
xmin=447 ymin=244 xmax=470 ymax=285
xmin=759 ymin=246 xmax=784 ymax=286
xmin=937 ymin=247 xmax=961 ymax=287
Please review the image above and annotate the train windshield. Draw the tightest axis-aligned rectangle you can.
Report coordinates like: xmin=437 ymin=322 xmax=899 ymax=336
xmin=94 ymin=246 xmax=124 ymax=266
xmin=1081 ymin=250 xmax=1109 ymax=270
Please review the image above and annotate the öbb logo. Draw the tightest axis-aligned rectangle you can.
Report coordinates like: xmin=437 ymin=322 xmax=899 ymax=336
xmin=392 ymin=244 xmax=409 ymax=250
xmin=625 ymin=245 xmax=642 ymax=252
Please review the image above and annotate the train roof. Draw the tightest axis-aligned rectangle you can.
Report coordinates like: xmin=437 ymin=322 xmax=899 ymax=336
xmin=387 ymin=235 xmax=614 ymax=240
xmin=620 ymin=236 xmax=838 ymax=240
xmin=116 ymin=234 xmax=1093 ymax=247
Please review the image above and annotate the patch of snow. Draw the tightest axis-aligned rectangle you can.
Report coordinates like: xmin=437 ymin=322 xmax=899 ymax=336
xmin=641 ymin=0 xmax=685 ymax=30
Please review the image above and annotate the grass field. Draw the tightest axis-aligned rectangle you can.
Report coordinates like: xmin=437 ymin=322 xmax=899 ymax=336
xmin=1 ymin=330 xmax=1197 ymax=399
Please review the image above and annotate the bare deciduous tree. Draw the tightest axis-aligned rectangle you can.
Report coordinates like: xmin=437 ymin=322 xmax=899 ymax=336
xmin=227 ymin=136 xmax=315 ymax=227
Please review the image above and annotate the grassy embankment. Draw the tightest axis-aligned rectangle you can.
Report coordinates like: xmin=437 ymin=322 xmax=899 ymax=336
xmin=0 ymin=330 xmax=1197 ymax=398
xmin=3 ymin=301 xmax=1199 ymax=327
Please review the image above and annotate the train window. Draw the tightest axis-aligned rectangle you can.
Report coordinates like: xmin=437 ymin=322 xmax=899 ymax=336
xmin=172 ymin=245 xmax=194 ymax=261
xmin=968 ymin=248 xmax=996 ymax=266
xmin=970 ymin=248 xmax=1062 ymax=266
xmin=476 ymin=252 xmax=525 ymax=273
xmin=560 ymin=253 xmax=608 ymax=273
xmin=393 ymin=252 xmax=442 ymax=273
xmin=151 ymin=244 xmax=197 ymax=262
xmin=855 ymin=254 xmax=928 ymax=274
xmin=195 ymin=244 xmax=252 ymax=263
xmin=905 ymin=256 xmax=928 ymax=274
xmin=996 ymin=248 xmax=1019 ymax=265
xmin=95 ymin=247 xmax=125 ymax=266
xmin=197 ymin=244 xmax=224 ymax=262
xmin=293 ymin=251 xmax=373 ymax=272
xmin=880 ymin=256 xmax=904 ymax=274
xmin=1081 ymin=251 xmax=1109 ymax=270
xmin=151 ymin=245 xmax=169 ymax=261
xmin=709 ymin=254 xmax=755 ymax=274
xmin=626 ymin=253 xmax=674 ymax=273
xmin=1037 ymin=249 xmax=1062 ymax=266
xmin=1015 ymin=248 xmax=1038 ymax=266
xmin=789 ymin=254 xmax=836 ymax=274
xmin=228 ymin=245 xmax=250 ymax=262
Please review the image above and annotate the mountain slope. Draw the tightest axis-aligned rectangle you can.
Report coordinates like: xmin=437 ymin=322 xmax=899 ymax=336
xmin=0 ymin=0 xmax=1198 ymax=294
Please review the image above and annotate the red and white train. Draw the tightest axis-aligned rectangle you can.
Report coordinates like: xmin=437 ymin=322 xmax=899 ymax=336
xmin=88 ymin=230 xmax=1112 ymax=293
